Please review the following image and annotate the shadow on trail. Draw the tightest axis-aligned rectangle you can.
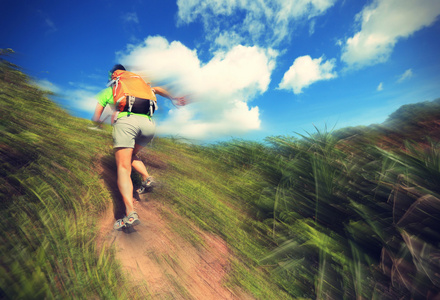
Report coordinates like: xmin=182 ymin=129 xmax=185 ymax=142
xmin=99 ymin=154 xmax=145 ymax=221
xmin=100 ymin=155 xmax=126 ymax=220
xmin=95 ymin=151 xmax=252 ymax=299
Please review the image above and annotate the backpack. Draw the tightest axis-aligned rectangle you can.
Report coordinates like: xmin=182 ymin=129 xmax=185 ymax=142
xmin=108 ymin=70 xmax=158 ymax=116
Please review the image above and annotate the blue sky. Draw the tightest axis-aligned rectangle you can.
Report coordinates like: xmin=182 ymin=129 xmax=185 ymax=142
xmin=2 ymin=0 xmax=440 ymax=142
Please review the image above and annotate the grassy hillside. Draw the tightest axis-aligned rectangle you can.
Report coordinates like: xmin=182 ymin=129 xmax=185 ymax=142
xmin=157 ymin=104 xmax=440 ymax=298
xmin=334 ymin=98 xmax=440 ymax=150
xmin=0 ymin=52 xmax=290 ymax=299
xmin=0 ymin=51 xmax=126 ymax=298
xmin=1 ymin=51 xmax=440 ymax=299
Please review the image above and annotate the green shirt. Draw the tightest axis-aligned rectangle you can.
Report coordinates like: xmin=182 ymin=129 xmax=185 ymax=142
xmin=96 ymin=87 xmax=151 ymax=120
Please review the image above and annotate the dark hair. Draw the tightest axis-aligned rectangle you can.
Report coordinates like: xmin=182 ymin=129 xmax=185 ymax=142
xmin=109 ymin=64 xmax=126 ymax=74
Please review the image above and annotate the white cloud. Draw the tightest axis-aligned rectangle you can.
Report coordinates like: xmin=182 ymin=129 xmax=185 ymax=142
xmin=116 ymin=36 xmax=277 ymax=140
xmin=52 ymin=80 xmax=103 ymax=114
xmin=156 ymin=101 xmax=261 ymax=140
xmin=177 ymin=0 xmax=337 ymax=47
xmin=66 ymin=89 xmax=100 ymax=113
xmin=33 ymin=78 xmax=61 ymax=94
xmin=377 ymin=82 xmax=383 ymax=91
xmin=341 ymin=0 xmax=440 ymax=69
xmin=397 ymin=68 xmax=413 ymax=83
xmin=309 ymin=19 xmax=316 ymax=35
xmin=278 ymin=55 xmax=337 ymax=94
xmin=117 ymin=36 xmax=201 ymax=85
xmin=213 ymin=31 xmax=244 ymax=51
xmin=68 ymin=81 xmax=101 ymax=91
xmin=33 ymin=78 xmax=104 ymax=118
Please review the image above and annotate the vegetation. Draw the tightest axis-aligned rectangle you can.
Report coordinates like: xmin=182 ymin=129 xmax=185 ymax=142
xmin=213 ymin=135 xmax=440 ymax=299
xmin=1 ymin=51 xmax=439 ymax=299
xmin=0 ymin=49 xmax=126 ymax=298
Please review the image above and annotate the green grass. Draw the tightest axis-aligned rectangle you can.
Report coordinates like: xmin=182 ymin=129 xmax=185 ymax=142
xmin=1 ymin=55 xmax=129 ymax=299
xmin=148 ymin=139 xmax=291 ymax=298
xmin=1 ymin=51 xmax=439 ymax=299
xmin=0 ymin=52 xmax=289 ymax=299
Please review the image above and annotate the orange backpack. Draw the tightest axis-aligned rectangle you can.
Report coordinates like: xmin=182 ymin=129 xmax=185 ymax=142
xmin=108 ymin=70 xmax=157 ymax=115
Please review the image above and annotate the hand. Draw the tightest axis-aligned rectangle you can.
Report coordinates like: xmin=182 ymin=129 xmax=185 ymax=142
xmin=91 ymin=120 xmax=104 ymax=129
xmin=173 ymin=96 xmax=187 ymax=106
xmin=88 ymin=121 xmax=104 ymax=131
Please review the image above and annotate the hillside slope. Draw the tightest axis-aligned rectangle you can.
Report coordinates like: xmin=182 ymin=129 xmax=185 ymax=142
xmin=1 ymin=52 xmax=439 ymax=299
xmin=0 ymin=53 xmax=289 ymax=299
xmin=1 ymin=51 xmax=126 ymax=298
xmin=335 ymin=98 xmax=440 ymax=149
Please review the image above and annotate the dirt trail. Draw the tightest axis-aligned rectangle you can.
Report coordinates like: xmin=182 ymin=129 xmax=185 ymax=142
xmin=96 ymin=154 xmax=252 ymax=299
xmin=96 ymin=153 xmax=253 ymax=300
xmin=98 ymin=198 xmax=251 ymax=299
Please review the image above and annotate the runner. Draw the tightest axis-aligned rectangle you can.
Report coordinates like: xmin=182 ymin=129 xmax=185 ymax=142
xmin=92 ymin=64 xmax=186 ymax=230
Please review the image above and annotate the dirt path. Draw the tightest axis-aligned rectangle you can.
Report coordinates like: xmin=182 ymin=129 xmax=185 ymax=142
xmin=97 ymin=193 xmax=252 ymax=299
xmin=95 ymin=151 xmax=253 ymax=299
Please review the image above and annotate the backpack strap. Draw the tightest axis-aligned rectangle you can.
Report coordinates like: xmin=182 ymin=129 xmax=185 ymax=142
xmin=149 ymin=99 xmax=158 ymax=117
xmin=106 ymin=78 xmax=117 ymax=88
xmin=108 ymin=76 xmax=129 ymax=112
xmin=107 ymin=77 xmax=119 ymax=100
xmin=150 ymin=88 xmax=158 ymax=116
xmin=115 ymin=95 xmax=126 ymax=109
xmin=128 ymin=95 xmax=135 ymax=113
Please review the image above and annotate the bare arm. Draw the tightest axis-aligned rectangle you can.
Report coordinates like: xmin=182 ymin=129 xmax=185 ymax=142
xmin=92 ymin=103 xmax=105 ymax=123
xmin=153 ymin=86 xmax=187 ymax=106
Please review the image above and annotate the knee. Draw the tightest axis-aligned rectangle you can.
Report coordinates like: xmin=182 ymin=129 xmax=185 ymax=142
xmin=115 ymin=148 xmax=135 ymax=171
xmin=117 ymin=161 xmax=132 ymax=172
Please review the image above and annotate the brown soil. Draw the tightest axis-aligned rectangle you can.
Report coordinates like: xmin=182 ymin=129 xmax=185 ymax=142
xmin=96 ymin=153 xmax=253 ymax=299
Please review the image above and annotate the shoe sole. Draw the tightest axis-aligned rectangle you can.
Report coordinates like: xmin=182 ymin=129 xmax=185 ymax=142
xmin=137 ymin=184 xmax=155 ymax=194
xmin=125 ymin=214 xmax=140 ymax=227
xmin=126 ymin=219 xmax=140 ymax=226
xmin=114 ymin=224 xmax=126 ymax=230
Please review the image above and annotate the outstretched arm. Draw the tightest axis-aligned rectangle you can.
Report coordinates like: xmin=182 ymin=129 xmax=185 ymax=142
xmin=153 ymin=86 xmax=187 ymax=106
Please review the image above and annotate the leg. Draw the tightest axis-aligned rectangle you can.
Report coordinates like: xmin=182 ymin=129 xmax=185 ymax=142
xmin=132 ymin=144 xmax=149 ymax=182
xmin=114 ymin=147 xmax=135 ymax=216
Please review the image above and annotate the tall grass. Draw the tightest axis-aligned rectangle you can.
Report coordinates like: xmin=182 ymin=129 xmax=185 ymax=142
xmin=0 ymin=51 xmax=129 ymax=298
xmin=2 ymin=51 xmax=439 ymax=299
xmin=147 ymin=138 xmax=291 ymax=299
xmin=0 ymin=54 xmax=292 ymax=299
xmin=204 ymin=126 xmax=440 ymax=298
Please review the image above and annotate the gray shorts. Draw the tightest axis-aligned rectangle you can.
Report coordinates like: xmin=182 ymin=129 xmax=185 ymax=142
xmin=112 ymin=114 xmax=155 ymax=148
